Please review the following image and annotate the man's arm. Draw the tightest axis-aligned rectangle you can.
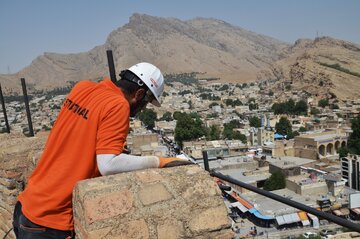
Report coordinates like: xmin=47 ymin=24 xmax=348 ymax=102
xmin=97 ymin=154 xmax=193 ymax=176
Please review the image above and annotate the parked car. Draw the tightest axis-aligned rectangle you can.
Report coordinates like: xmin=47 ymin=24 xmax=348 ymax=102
xmin=303 ymin=232 xmax=318 ymax=238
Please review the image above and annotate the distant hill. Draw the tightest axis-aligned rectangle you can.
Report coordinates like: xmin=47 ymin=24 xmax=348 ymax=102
xmin=0 ymin=13 xmax=288 ymax=92
xmin=263 ymin=37 xmax=360 ymax=101
xmin=0 ymin=13 xmax=359 ymax=101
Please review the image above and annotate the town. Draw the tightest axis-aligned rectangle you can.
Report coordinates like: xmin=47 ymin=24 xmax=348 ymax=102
xmin=1 ymin=72 xmax=360 ymax=238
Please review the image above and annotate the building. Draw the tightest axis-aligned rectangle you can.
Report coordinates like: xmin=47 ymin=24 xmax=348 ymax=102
xmin=294 ymin=129 xmax=349 ymax=160
xmin=267 ymin=156 xmax=315 ymax=177
xmin=341 ymin=154 xmax=360 ymax=190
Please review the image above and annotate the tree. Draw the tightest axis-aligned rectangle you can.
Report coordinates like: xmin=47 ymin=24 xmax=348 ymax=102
xmin=299 ymin=126 xmax=307 ymax=132
xmin=294 ymin=100 xmax=308 ymax=115
xmin=137 ymin=108 xmax=157 ymax=129
xmin=348 ymin=115 xmax=360 ymax=155
xmin=249 ymin=116 xmax=262 ymax=128
xmin=175 ymin=113 xmax=207 ymax=147
xmin=310 ymin=107 xmax=321 ymax=116
xmin=275 ymin=116 xmax=292 ymax=137
xmin=338 ymin=146 xmax=349 ymax=158
xmin=232 ymin=131 xmax=247 ymax=144
xmin=318 ymin=98 xmax=329 ymax=108
xmin=264 ymin=171 xmax=286 ymax=191
xmin=160 ymin=112 xmax=173 ymax=121
xmin=173 ymin=111 xmax=183 ymax=120
xmin=207 ymin=125 xmax=221 ymax=140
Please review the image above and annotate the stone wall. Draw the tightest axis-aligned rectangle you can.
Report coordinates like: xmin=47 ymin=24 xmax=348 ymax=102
xmin=73 ymin=165 xmax=234 ymax=239
xmin=0 ymin=132 xmax=48 ymax=239
xmin=0 ymin=133 xmax=234 ymax=238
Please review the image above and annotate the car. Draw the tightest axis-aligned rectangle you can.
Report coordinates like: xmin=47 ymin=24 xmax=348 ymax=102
xmin=320 ymin=229 xmax=336 ymax=236
xmin=302 ymin=232 xmax=318 ymax=238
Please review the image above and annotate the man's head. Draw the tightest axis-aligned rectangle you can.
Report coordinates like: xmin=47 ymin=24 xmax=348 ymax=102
xmin=116 ymin=62 xmax=164 ymax=117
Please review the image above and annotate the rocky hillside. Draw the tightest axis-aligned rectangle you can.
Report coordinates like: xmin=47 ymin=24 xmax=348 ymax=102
xmin=264 ymin=37 xmax=360 ymax=101
xmin=1 ymin=14 xmax=359 ymax=101
xmin=0 ymin=13 xmax=288 ymax=92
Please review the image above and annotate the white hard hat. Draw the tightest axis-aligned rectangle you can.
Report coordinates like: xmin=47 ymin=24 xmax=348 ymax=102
xmin=128 ymin=62 xmax=164 ymax=107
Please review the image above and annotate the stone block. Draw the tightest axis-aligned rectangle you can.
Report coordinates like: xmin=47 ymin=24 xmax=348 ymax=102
xmin=106 ymin=219 xmax=149 ymax=239
xmin=138 ymin=183 xmax=172 ymax=206
xmin=84 ymin=190 xmax=133 ymax=224
xmin=157 ymin=219 xmax=184 ymax=239
xmin=189 ymin=206 xmax=230 ymax=233
xmin=135 ymin=170 xmax=163 ymax=183
xmin=74 ymin=166 xmax=232 ymax=238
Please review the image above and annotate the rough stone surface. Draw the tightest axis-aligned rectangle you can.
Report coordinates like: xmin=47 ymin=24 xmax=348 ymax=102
xmin=0 ymin=133 xmax=233 ymax=238
xmin=73 ymin=165 xmax=233 ymax=238
xmin=84 ymin=190 xmax=133 ymax=224
xmin=157 ymin=219 xmax=184 ymax=239
xmin=138 ymin=183 xmax=172 ymax=206
xmin=0 ymin=132 xmax=48 ymax=239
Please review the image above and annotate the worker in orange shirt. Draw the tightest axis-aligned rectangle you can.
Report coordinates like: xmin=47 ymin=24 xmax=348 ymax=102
xmin=12 ymin=62 xmax=191 ymax=239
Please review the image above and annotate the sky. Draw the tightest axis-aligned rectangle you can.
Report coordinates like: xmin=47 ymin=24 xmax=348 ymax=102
xmin=0 ymin=0 xmax=359 ymax=74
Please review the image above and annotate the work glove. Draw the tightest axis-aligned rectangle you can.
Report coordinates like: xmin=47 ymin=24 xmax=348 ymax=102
xmin=159 ymin=157 xmax=194 ymax=168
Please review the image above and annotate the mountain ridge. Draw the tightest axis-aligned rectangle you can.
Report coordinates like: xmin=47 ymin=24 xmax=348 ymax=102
xmin=1 ymin=13 xmax=359 ymax=100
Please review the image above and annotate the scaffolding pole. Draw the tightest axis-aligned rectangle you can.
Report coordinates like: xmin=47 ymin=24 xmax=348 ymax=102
xmin=0 ymin=83 xmax=10 ymax=133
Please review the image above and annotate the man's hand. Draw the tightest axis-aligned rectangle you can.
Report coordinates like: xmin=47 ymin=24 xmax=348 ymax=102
xmin=159 ymin=157 xmax=194 ymax=168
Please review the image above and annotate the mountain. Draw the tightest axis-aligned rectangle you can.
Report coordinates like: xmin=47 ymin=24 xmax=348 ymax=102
xmin=264 ymin=37 xmax=360 ymax=101
xmin=1 ymin=14 xmax=359 ymax=101
xmin=0 ymin=13 xmax=288 ymax=92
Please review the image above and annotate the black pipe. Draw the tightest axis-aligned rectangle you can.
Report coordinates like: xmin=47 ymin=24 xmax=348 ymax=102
xmin=21 ymin=78 xmax=34 ymax=137
xmin=106 ymin=50 xmax=117 ymax=83
xmin=0 ymin=83 xmax=10 ymax=133
xmin=202 ymin=150 xmax=210 ymax=172
xmin=211 ymin=171 xmax=360 ymax=233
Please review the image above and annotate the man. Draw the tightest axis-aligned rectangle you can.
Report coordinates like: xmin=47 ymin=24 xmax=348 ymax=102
xmin=13 ymin=62 xmax=190 ymax=239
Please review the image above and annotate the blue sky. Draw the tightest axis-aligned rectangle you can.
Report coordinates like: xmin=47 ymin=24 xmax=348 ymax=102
xmin=0 ymin=0 xmax=359 ymax=74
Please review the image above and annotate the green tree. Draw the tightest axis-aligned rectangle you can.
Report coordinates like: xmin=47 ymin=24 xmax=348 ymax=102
xmin=348 ymin=115 xmax=360 ymax=154
xmin=264 ymin=171 xmax=286 ymax=191
xmin=318 ymin=98 xmax=329 ymax=108
xmin=138 ymin=108 xmax=157 ymax=129
xmin=232 ymin=131 xmax=247 ymax=144
xmin=275 ymin=116 xmax=293 ymax=137
xmin=310 ymin=107 xmax=321 ymax=116
xmin=160 ymin=112 xmax=173 ymax=121
xmin=249 ymin=116 xmax=262 ymax=128
xmin=294 ymin=100 xmax=308 ymax=115
xmin=173 ymin=111 xmax=183 ymax=120
xmin=337 ymin=146 xmax=349 ymax=158
xmin=299 ymin=126 xmax=307 ymax=132
xmin=175 ymin=113 xmax=207 ymax=147
xmin=207 ymin=125 xmax=221 ymax=140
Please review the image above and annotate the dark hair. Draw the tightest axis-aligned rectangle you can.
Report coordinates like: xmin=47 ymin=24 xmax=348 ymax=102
xmin=115 ymin=70 xmax=148 ymax=96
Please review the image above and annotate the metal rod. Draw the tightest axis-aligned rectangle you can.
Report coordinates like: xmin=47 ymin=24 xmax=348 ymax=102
xmin=106 ymin=50 xmax=117 ymax=83
xmin=21 ymin=78 xmax=34 ymax=137
xmin=0 ymin=83 xmax=10 ymax=133
xmin=211 ymin=171 xmax=360 ymax=233
xmin=202 ymin=150 xmax=210 ymax=172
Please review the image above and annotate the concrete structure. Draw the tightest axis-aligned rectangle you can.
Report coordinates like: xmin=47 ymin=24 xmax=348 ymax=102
xmin=73 ymin=165 xmax=234 ymax=239
xmin=341 ymin=154 xmax=360 ymax=191
xmin=294 ymin=129 xmax=348 ymax=160
xmin=183 ymin=140 xmax=248 ymax=160
xmin=267 ymin=156 xmax=315 ymax=177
